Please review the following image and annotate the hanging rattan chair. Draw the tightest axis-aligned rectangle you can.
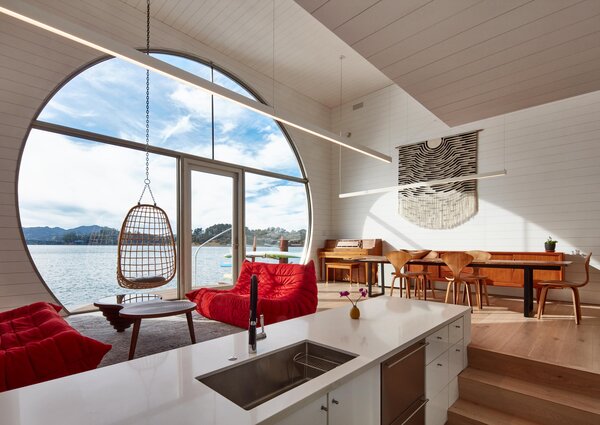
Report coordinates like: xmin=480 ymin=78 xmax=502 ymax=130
xmin=117 ymin=203 xmax=176 ymax=289
xmin=116 ymin=0 xmax=176 ymax=290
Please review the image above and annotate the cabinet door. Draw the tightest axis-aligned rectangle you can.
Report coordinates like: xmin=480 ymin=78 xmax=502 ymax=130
xmin=329 ymin=366 xmax=380 ymax=425
xmin=425 ymin=385 xmax=448 ymax=425
xmin=426 ymin=351 xmax=448 ymax=399
xmin=449 ymin=341 xmax=464 ymax=379
xmin=274 ymin=394 xmax=327 ymax=425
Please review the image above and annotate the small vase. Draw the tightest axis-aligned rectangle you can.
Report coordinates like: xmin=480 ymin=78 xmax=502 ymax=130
xmin=349 ymin=305 xmax=360 ymax=320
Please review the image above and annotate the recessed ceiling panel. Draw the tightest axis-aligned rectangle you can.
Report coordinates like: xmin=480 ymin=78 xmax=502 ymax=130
xmin=295 ymin=0 xmax=600 ymax=126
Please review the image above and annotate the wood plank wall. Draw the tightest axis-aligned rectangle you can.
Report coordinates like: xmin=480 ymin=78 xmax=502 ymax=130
xmin=331 ymin=85 xmax=600 ymax=304
xmin=0 ymin=0 xmax=332 ymax=312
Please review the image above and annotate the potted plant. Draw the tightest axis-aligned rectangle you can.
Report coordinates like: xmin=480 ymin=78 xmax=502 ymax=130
xmin=545 ymin=236 xmax=557 ymax=252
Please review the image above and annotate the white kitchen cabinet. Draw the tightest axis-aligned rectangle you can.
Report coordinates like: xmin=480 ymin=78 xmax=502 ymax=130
xmin=425 ymin=326 xmax=449 ymax=364
xmin=425 ymin=317 xmax=467 ymax=425
xmin=425 ymin=350 xmax=448 ymax=398
xmin=426 ymin=385 xmax=449 ymax=425
xmin=329 ymin=365 xmax=380 ymax=425
xmin=273 ymin=365 xmax=379 ymax=425
xmin=449 ymin=340 xmax=464 ymax=379
xmin=273 ymin=394 xmax=327 ymax=425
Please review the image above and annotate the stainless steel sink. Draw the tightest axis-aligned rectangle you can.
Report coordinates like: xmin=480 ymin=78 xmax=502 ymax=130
xmin=196 ymin=340 xmax=357 ymax=410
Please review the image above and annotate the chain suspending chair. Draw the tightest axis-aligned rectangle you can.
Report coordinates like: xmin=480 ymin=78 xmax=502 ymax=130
xmin=116 ymin=0 xmax=176 ymax=290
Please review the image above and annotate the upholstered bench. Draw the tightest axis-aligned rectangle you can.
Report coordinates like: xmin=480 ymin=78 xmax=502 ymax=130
xmin=325 ymin=261 xmax=361 ymax=285
xmin=0 ymin=302 xmax=111 ymax=392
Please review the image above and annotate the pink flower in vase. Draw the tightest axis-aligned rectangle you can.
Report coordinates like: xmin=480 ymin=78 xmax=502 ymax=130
xmin=340 ymin=288 xmax=368 ymax=306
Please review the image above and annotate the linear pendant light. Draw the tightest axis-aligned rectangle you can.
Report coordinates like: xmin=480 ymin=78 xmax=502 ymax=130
xmin=0 ymin=0 xmax=391 ymax=163
xmin=338 ymin=169 xmax=507 ymax=198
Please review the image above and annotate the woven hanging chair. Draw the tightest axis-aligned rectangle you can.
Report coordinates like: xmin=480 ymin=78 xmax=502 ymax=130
xmin=116 ymin=0 xmax=176 ymax=290
xmin=117 ymin=203 xmax=176 ymax=289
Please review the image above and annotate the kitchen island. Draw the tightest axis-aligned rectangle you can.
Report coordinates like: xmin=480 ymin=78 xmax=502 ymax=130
xmin=0 ymin=297 xmax=470 ymax=425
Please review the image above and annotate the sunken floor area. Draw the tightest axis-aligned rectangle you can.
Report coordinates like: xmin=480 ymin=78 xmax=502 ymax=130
xmin=69 ymin=281 xmax=600 ymax=374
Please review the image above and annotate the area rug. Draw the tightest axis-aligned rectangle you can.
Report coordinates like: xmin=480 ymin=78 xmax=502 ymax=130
xmin=67 ymin=311 xmax=240 ymax=367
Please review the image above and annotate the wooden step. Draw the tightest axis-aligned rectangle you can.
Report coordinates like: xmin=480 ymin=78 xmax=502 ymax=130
xmin=458 ymin=367 xmax=600 ymax=425
xmin=447 ymin=399 xmax=543 ymax=425
xmin=468 ymin=346 xmax=600 ymax=398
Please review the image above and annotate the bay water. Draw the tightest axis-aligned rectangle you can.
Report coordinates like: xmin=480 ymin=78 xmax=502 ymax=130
xmin=27 ymin=245 xmax=302 ymax=311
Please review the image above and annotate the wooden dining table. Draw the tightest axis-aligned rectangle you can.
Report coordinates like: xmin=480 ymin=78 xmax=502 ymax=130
xmin=347 ymin=255 xmax=571 ymax=317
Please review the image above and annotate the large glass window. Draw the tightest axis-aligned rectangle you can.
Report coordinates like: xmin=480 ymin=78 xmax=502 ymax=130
xmin=19 ymin=52 xmax=309 ymax=312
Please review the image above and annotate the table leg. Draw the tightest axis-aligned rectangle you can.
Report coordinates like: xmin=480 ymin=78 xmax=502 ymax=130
xmin=380 ymin=262 xmax=385 ymax=295
xmin=367 ymin=263 xmax=373 ymax=297
xmin=186 ymin=312 xmax=196 ymax=344
xmin=523 ymin=267 xmax=534 ymax=317
xmin=128 ymin=318 xmax=141 ymax=360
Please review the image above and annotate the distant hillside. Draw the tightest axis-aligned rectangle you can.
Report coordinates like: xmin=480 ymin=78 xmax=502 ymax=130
xmin=24 ymin=225 xmax=119 ymax=245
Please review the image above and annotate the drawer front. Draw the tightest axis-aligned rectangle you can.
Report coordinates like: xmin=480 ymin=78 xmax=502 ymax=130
xmin=449 ymin=317 xmax=463 ymax=345
xmin=426 ymin=326 xmax=448 ymax=365
xmin=390 ymin=398 xmax=427 ymax=425
xmin=425 ymin=385 xmax=448 ymax=425
xmin=382 ymin=341 xmax=426 ymax=425
xmin=425 ymin=351 xmax=448 ymax=399
xmin=449 ymin=341 xmax=464 ymax=379
xmin=448 ymin=377 xmax=459 ymax=407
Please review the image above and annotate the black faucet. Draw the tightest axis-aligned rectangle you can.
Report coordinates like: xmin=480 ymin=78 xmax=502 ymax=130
xmin=248 ymin=274 xmax=258 ymax=353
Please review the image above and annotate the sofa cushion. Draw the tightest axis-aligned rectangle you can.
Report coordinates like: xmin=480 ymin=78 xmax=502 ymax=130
xmin=187 ymin=260 xmax=318 ymax=328
xmin=0 ymin=302 xmax=111 ymax=392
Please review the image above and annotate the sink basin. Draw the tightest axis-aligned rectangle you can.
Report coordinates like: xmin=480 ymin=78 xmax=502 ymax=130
xmin=196 ymin=340 xmax=357 ymax=410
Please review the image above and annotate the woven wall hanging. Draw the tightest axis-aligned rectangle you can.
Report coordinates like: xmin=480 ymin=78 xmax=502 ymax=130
xmin=396 ymin=131 xmax=479 ymax=229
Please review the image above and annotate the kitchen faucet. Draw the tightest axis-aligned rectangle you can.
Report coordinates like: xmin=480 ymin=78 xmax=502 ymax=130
xmin=248 ymin=274 xmax=258 ymax=353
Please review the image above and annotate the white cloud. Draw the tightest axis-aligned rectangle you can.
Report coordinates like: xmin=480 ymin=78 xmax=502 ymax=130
xmin=160 ymin=115 xmax=194 ymax=143
xmin=19 ymin=130 xmax=177 ymax=229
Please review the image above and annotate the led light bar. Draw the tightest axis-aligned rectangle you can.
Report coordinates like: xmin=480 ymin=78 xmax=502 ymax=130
xmin=339 ymin=170 xmax=507 ymax=198
xmin=0 ymin=0 xmax=391 ymax=163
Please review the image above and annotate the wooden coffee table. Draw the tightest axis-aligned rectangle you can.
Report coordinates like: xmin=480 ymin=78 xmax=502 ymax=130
xmin=94 ymin=293 xmax=162 ymax=332
xmin=119 ymin=300 xmax=197 ymax=360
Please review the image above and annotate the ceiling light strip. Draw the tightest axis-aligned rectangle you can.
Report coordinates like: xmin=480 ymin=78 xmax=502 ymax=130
xmin=0 ymin=0 xmax=391 ymax=163
xmin=338 ymin=170 xmax=507 ymax=198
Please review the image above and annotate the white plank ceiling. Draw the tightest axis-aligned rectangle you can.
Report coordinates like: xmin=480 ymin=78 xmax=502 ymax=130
xmin=295 ymin=0 xmax=600 ymax=126
xmin=119 ymin=0 xmax=391 ymax=109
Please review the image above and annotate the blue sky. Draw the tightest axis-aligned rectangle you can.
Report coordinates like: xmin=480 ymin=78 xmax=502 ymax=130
xmin=20 ymin=53 xmax=308 ymax=232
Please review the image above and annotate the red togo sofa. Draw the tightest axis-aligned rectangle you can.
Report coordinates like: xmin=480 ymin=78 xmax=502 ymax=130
xmin=186 ymin=260 xmax=318 ymax=328
xmin=0 ymin=302 xmax=111 ymax=392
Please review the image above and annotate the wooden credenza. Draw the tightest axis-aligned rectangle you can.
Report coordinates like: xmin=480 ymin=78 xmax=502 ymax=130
xmin=407 ymin=251 xmax=565 ymax=288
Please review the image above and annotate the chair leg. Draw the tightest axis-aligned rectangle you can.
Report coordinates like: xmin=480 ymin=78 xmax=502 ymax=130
xmin=445 ymin=281 xmax=452 ymax=303
xmin=482 ymin=281 xmax=490 ymax=306
xmin=475 ymin=281 xmax=482 ymax=310
xmin=571 ymin=287 xmax=581 ymax=325
xmin=405 ymin=277 xmax=411 ymax=299
xmin=537 ymin=287 xmax=549 ymax=319
xmin=390 ymin=275 xmax=397 ymax=296
xmin=325 ymin=267 xmax=329 ymax=285
xmin=429 ymin=278 xmax=436 ymax=299
xmin=464 ymin=283 xmax=473 ymax=310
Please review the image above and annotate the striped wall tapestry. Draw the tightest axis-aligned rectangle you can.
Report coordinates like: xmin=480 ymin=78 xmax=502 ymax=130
xmin=396 ymin=131 xmax=479 ymax=229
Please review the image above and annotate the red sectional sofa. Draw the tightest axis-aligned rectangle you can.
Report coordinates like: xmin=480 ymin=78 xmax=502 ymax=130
xmin=186 ymin=260 xmax=318 ymax=328
xmin=0 ymin=302 xmax=111 ymax=392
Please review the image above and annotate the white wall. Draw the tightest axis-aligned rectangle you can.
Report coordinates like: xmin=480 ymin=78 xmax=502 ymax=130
xmin=331 ymin=85 xmax=600 ymax=305
xmin=0 ymin=0 xmax=331 ymax=311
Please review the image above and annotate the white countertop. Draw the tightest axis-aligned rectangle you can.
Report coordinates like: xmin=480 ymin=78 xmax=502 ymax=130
xmin=0 ymin=297 xmax=470 ymax=425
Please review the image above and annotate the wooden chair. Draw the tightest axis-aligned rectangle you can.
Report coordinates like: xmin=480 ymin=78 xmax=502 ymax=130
xmin=463 ymin=250 xmax=492 ymax=309
xmin=422 ymin=251 xmax=439 ymax=299
xmin=386 ymin=251 xmax=422 ymax=298
xmin=537 ymin=253 xmax=592 ymax=324
xmin=403 ymin=250 xmax=439 ymax=299
xmin=441 ymin=252 xmax=475 ymax=309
